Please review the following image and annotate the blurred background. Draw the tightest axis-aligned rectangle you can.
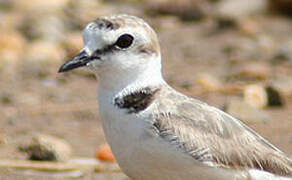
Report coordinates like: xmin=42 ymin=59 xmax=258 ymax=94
xmin=0 ymin=0 xmax=291 ymax=179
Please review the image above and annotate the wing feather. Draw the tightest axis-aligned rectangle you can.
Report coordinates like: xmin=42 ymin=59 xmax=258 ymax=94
xmin=152 ymin=86 xmax=292 ymax=176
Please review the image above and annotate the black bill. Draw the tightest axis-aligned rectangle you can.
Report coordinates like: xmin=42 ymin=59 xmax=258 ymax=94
xmin=58 ymin=50 xmax=96 ymax=73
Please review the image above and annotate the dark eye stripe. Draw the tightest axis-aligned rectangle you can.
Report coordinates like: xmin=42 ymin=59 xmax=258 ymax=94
xmin=91 ymin=34 xmax=134 ymax=57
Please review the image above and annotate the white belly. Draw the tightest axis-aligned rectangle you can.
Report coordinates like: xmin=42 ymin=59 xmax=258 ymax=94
xmin=98 ymin=98 xmax=250 ymax=180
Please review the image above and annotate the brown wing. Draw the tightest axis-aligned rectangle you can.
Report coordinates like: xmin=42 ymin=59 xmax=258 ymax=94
xmin=152 ymin=86 xmax=292 ymax=177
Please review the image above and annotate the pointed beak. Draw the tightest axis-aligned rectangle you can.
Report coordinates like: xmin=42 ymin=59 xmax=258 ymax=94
xmin=58 ymin=50 xmax=97 ymax=73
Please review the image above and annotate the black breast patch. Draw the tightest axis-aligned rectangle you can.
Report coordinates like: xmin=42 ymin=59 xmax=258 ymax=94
xmin=114 ymin=88 xmax=160 ymax=114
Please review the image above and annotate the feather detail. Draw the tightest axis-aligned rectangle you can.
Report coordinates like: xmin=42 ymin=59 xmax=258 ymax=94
xmin=151 ymin=85 xmax=292 ymax=177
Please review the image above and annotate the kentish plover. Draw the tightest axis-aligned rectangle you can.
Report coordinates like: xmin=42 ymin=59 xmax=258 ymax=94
xmin=59 ymin=14 xmax=292 ymax=180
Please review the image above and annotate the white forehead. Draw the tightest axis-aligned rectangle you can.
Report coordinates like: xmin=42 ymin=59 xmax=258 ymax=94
xmin=82 ymin=14 xmax=157 ymax=54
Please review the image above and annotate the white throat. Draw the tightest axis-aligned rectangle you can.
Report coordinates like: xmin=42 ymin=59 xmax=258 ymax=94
xmin=96 ymin=54 xmax=166 ymax=97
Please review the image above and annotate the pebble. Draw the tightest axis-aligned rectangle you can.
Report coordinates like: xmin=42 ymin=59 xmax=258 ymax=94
xmin=244 ymin=84 xmax=268 ymax=108
xmin=225 ymin=98 xmax=271 ymax=123
xmin=19 ymin=134 xmax=72 ymax=162
xmin=244 ymin=83 xmax=284 ymax=107
xmin=244 ymin=84 xmax=284 ymax=108
xmin=269 ymin=0 xmax=292 ymax=15
xmin=265 ymin=85 xmax=284 ymax=107
xmin=95 ymin=144 xmax=116 ymax=162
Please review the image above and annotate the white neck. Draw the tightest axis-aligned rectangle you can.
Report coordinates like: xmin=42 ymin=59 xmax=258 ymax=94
xmin=96 ymin=55 xmax=166 ymax=98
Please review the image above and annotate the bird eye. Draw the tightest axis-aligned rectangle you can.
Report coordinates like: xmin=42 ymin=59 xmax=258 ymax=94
xmin=115 ymin=34 xmax=134 ymax=49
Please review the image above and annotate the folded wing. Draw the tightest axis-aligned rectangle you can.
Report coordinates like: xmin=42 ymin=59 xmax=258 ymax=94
xmin=152 ymin=86 xmax=292 ymax=177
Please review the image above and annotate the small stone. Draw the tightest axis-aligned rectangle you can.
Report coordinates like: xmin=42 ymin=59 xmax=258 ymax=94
xmin=265 ymin=86 xmax=284 ymax=107
xmin=225 ymin=98 xmax=271 ymax=123
xmin=269 ymin=0 xmax=292 ymax=15
xmin=244 ymin=84 xmax=283 ymax=108
xmin=20 ymin=134 xmax=72 ymax=162
xmin=244 ymin=84 xmax=268 ymax=108
xmin=95 ymin=144 xmax=116 ymax=162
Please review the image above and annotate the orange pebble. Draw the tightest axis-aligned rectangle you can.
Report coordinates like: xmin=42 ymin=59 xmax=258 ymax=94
xmin=96 ymin=144 xmax=116 ymax=162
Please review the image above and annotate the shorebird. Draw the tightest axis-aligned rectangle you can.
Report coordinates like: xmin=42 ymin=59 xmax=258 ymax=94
xmin=58 ymin=14 xmax=292 ymax=180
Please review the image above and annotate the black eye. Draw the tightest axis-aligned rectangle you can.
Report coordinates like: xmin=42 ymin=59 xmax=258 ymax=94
xmin=115 ymin=34 xmax=134 ymax=49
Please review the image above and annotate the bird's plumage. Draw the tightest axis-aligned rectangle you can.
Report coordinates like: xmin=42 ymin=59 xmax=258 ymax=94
xmin=59 ymin=14 xmax=292 ymax=180
xmin=151 ymin=85 xmax=292 ymax=176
